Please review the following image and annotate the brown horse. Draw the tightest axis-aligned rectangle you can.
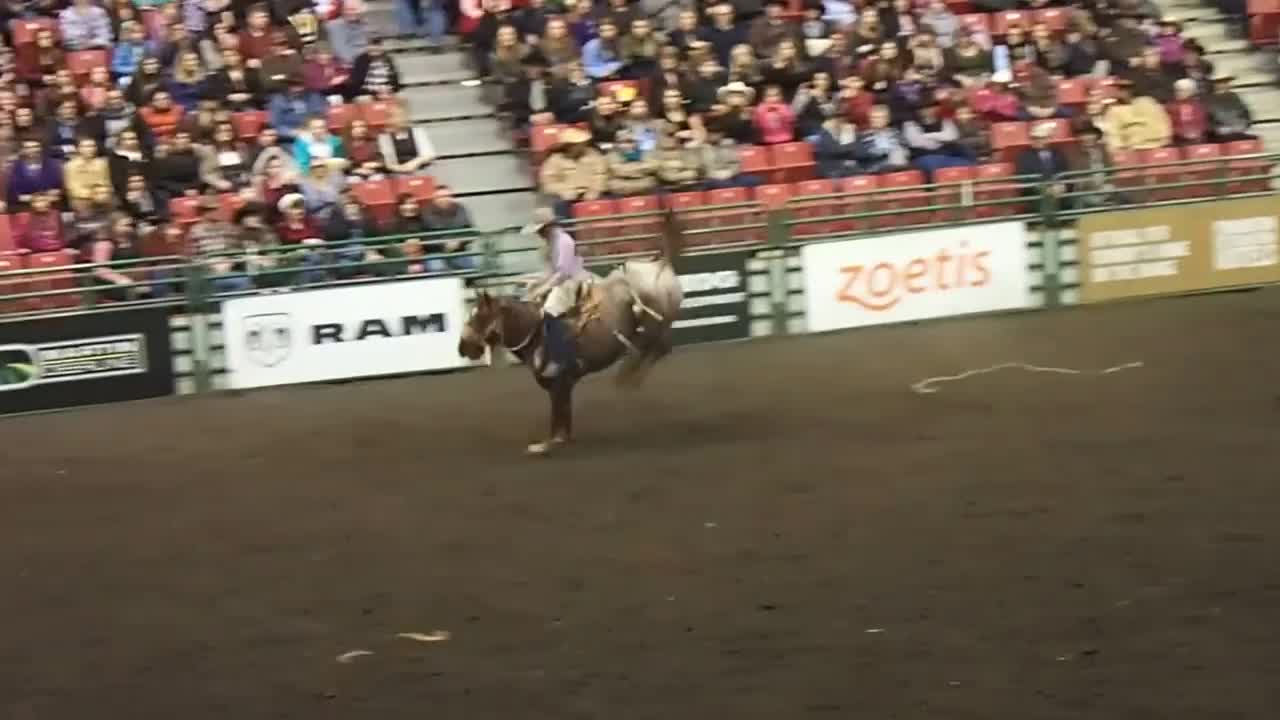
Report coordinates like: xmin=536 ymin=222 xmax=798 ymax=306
xmin=458 ymin=212 xmax=685 ymax=455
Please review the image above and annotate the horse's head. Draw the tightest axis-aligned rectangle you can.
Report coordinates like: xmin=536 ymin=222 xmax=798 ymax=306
xmin=458 ymin=290 xmax=501 ymax=360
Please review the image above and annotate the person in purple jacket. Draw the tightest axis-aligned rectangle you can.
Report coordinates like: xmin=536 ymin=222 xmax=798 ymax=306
xmin=522 ymin=207 xmax=590 ymax=379
xmin=7 ymin=138 xmax=64 ymax=210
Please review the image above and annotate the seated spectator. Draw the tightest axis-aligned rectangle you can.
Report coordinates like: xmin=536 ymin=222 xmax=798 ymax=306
xmin=252 ymin=149 xmax=302 ymax=219
xmin=702 ymin=3 xmax=748 ymax=67
xmin=344 ymin=119 xmax=385 ymax=181
xmin=667 ymin=9 xmax=702 ymax=56
xmin=754 ymin=85 xmax=797 ymax=144
xmin=122 ymin=172 xmax=167 ymax=233
xmin=885 ymin=0 xmax=918 ymax=45
xmin=275 ymin=192 xmax=324 ymax=245
xmin=1061 ymin=27 xmax=1099 ymax=77
xmin=80 ymin=67 xmax=113 ymax=113
xmin=388 ymin=192 xmax=434 ymax=274
xmin=60 ymin=0 xmax=113 ymax=50
xmin=952 ymin=104 xmax=992 ymax=162
xmin=1020 ymin=67 xmax=1071 ymax=121
xmin=139 ymin=89 xmax=186 ymax=142
xmin=761 ymin=39 xmax=808 ymax=101
xmin=8 ymin=139 xmax=63 ymax=209
xmin=100 ymin=90 xmax=143 ymax=146
xmin=598 ymin=0 xmax=636 ymax=35
xmin=15 ymin=191 xmax=68 ymax=254
xmin=943 ymin=27 xmax=991 ymax=88
xmin=658 ymin=87 xmax=706 ymax=145
xmin=799 ymin=2 xmax=835 ymax=59
xmin=583 ymin=19 xmax=625 ymax=80
xmin=887 ymin=66 xmax=933 ymax=125
xmin=1205 ymin=73 xmax=1254 ymax=142
xmin=323 ymin=193 xmax=383 ymax=278
xmin=903 ymin=100 xmax=974 ymax=178
xmin=1014 ymin=121 xmax=1069 ymax=198
xmin=1168 ymin=78 xmax=1208 ymax=146
xmin=239 ymin=5 xmax=278 ymax=66
xmin=538 ymin=126 xmax=607 ymax=217
xmin=108 ymin=129 xmax=148 ymax=196
xmin=856 ymin=104 xmax=910 ymax=173
xmin=1099 ymin=81 xmax=1171 ymax=152
xmin=206 ymin=49 xmax=264 ymax=112
xmin=64 ymin=135 xmax=112 ymax=206
xmin=377 ymin=104 xmax=436 ymax=175
xmin=812 ymin=113 xmax=862 ymax=178
xmin=300 ymin=158 xmax=347 ymax=222
xmin=587 ymin=95 xmax=624 ymax=147
xmin=549 ymin=62 xmax=597 ymax=123
xmin=1067 ymin=124 xmax=1121 ymax=208
xmin=200 ymin=121 xmax=251 ymax=191
xmin=268 ymin=79 xmax=327 ymax=141
xmin=863 ymin=41 xmax=907 ymax=99
xmin=1178 ymin=40 xmax=1214 ymax=96
xmin=151 ymin=131 xmax=204 ymax=200
xmin=972 ymin=71 xmax=1021 ymax=122
xmin=192 ymin=195 xmax=253 ymax=293
xmin=47 ymin=99 xmax=89 ymax=160
xmin=623 ymin=98 xmax=663 ymax=153
xmin=621 ymin=18 xmax=662 ymax=79
xmin=750 ymin=0 xmax=802 ymax=60
xmin=605 ymin=131 xmax=657 ymax=196
xmin=326 ymin=0 xmax=370 ymax=66
xmin=726 ymin=44 xmax=763 ymax=90
xmin=234 ymin=203 xmax=285 ymax=287
xmin=653 ymin=133 xmax=702 ymax=191
xmin=303 ymin=44 xmax=350 ymax=103
xmin=700 ymin=125 xmax=761 ymax=189
xmin=794 ymin=71 xmax=838 ymax=140
xmin=1126 ymin=47 xmax=1174 ymax=105
xmin=169 ymin=51 xmax=207 ymax=112
xmin=687 ymin=58 xmax=726 ymax=115
xmin=711 ymin=82 xmax=758 ymax=145
xmin=294 ymin=117 xmax=345 ymax=173
xmin=422 ymin=185 xmax=476 ymax=271
xmin=88 ymin=213 xmax=149 ymax=300
xmin=909 ymin=31 xmax=947 ymax=82
xmin=839 ymin=75 xmax=874 ymax=128
xmin=260 ymin=34 xmax=305 ymax=96
xmin=127 ymin=57 xmax=168 ymax=108
xmin=124 ymin=26 xmax=164 ymax=86
xmin=1155 ymin=17 xmax=1185 ymax=68
xmin=920 ymin=0 xmax=959 ymax=50
xmin=539 ymin=16 xmax=581 ymax=73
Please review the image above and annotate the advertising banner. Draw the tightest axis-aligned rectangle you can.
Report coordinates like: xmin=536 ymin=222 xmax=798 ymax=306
xmin=591 ymin=249 xmax=753 ymax=345
xmin=1077 ymin=196 xmax=1280 ymax=303
xmin=0 ymin=307 xmax=174 ymax=415
xmin=801 ymin=222 xmax=1033 ymax=331
xmin=221 ymin=278 xmax=468 ymax=389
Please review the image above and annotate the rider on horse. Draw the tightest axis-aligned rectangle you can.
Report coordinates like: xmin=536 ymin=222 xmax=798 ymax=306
xmin=522 ymin=207 xmax=591 ymax=379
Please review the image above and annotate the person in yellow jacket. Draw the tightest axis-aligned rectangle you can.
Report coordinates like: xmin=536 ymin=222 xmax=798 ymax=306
xmin=63 ymin=136 xmax=113 ymax=205
xmin=538 ymin=127 xmax=607 ymax=218
xmin=1097 ymin=81 xmax=1172 ymax=153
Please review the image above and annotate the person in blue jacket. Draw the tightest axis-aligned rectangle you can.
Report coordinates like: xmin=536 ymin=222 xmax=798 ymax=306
xmin=268 ymin=77 xmax=326 ymax=142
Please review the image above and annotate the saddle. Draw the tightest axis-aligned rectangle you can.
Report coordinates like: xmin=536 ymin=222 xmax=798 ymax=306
xmin=568 ymin=281 xmax=606 ymax=334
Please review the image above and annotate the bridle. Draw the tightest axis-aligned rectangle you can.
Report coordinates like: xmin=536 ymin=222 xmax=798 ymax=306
xmin=469 ymin=299 xmax=540 ymax=357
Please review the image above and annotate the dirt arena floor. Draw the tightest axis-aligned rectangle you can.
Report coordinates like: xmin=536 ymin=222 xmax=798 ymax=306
xmin=4 ymin=288 xmax=1280 ymax=720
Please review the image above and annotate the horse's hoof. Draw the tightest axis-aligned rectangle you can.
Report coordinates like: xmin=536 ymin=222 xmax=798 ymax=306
xmin=526 ymin=441 xmax=552 ymax=456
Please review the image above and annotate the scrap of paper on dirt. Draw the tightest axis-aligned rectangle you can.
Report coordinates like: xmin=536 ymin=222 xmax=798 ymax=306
xmin=397 ymin=631 xmax=451 ymax=643
xmin=336 ymin=650 xmax=375 ymax=663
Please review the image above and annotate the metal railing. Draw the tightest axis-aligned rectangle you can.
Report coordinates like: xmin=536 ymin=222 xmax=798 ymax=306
xmin=2 ymin=151 xmax=1276 ymax=318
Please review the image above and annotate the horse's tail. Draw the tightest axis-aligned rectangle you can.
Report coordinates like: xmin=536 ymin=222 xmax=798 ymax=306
xmin=657 ymin=207 xmax=685 ymax=266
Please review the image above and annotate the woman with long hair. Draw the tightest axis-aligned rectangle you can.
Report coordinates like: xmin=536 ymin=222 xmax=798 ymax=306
xmin=343 ymin=118 xmax=384 ymax=181
xmin=539 ymin=17 xmax=580 ymax=74
xmin=168 ymin=51 xmax=207 ymax=112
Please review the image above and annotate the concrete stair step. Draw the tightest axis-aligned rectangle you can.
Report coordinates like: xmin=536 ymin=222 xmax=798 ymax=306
xmin=1206 ymin=51 xmax=1277 ymax=86
xmin=397 ymin=50 xmax=477 ymax=85
xmin=1236 ymin=85 xmax=1280 ymax=122
xmin=432 ymin=154 xmax=533 ymax=195
xmin=403 ymin=84 xmax=493 ymax=122
xmin=426 ymin=118 xmax=518 ymax=157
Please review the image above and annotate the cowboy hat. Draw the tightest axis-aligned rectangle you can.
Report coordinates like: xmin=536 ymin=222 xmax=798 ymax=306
xmin=277 ymin=192 xmax=305 ymax=212
xmin=716 ymin=81 xmax=756 ymax=101
xmin=1212 ymin=72 xmax=1235 ymax=82
xmin=1029 ymin=121 xmax=1056 ymax=140
xmin=559 ymin=127 xmax=591 ymax=144
xmin=521 ymin=207 xmax=558 ymax=235
xmin=990 ymin=69 xmax=1013 ymax=84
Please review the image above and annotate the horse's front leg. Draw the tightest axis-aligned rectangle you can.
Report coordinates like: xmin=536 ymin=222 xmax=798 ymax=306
xmin=527 ymin=381 xmax=573 ymax=456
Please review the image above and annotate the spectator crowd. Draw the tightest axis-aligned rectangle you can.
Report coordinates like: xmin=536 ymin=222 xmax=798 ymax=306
xmin=465 ymin=0 xmax=1259 ymax=216
xmin=0 ymin=0 xmax=476 ymax=301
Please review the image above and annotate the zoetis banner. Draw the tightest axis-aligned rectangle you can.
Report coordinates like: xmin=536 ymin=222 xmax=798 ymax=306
xmin=221 ymin=278 xmax=468 ymax=389
xmin=801 ymin=222 xmax=1033 ymax=331
xmin=1077 ymin=196 xmax=1280 ymax=303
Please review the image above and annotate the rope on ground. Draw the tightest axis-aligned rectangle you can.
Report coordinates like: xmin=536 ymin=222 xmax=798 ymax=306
xmin=910 ymin=361 xmax=1145 ymax=395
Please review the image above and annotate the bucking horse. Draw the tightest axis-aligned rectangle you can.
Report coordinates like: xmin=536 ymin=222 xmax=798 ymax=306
xmin=457 ymin=210 xmax=685 ymax=455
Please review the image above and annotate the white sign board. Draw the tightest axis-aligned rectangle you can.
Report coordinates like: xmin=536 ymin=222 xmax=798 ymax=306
xmin=802 ymin=222 xmax=1033 ymax=331
xmin=221 ymin=278 xmax=469 ymax=389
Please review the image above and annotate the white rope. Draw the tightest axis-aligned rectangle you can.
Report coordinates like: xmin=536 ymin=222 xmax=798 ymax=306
xmin=910 ymin=361 xmax=1145 ymax=395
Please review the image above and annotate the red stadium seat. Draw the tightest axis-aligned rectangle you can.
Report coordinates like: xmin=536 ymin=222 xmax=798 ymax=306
xmin=703 ymin=187 xmax=758 ymax=246
xmin=169 ymin=196 xmax=200 ymax=226
xmin=571 ymin=199 xmax=618 ymax=254
xmin=350 ymin=179 xmax=397 ymax=225
xmin=791 ymin=179 xmax=838 ymax=237
xmin=26 ymin=251 xmax=76 ymax=309
xmin=838 ymin=175 xmax=880 ymax=232
xmin=0 ymin=215 xmax=13 ymax=255
xmin=1108 ymin=150 xmax=1143 ymax=193
xmin=326 ymin=104 xmax=359 ymax=133
xmin=396 ymin=175 xmax=437 ymax=202
xmin=737 ymin=145 xmax=771 ymax=177
xmin=232 ymin=111 xmax=268 ymax=141
xmin=1141 ymin=147 xmax=1183 ymax=201
xmin=596 ymin=80 xmax=642 ymax=104
xmin=1225 ymin=138 xmax=1270 ymax=193
xmin=1035 ymin=7 xmax=1068 ymax=31
xmin=665 ymin=190 xmax=715 ymax=240
xmin=769 ymin=142 xmax=816 ymax=183
xmin=974 ymin=162 xmax=1020 ymax=218
xmin=1249 ymin=14 xmax=1280 ymax=46
xmin=66 ymin=50 xmax=109 ymax=82
xmin=992 ymin=10 xmax=1030 ymax=35
xmin=0 ymin=253 xmax=24 ymax=314
xmin=990 ymin=122 xmax=1030 ymax=161
xmin=753 ymin=183 xmax=792 ymax=210
xmin=613 ymin=195 xmax=662 ymax=255
xmin=1056 ymin=77 xmax=1088 ymax=106
xmin=1182 ymin=143 xmax=1224 ymax=198
xmin=1039 ymin=117 xmax=1074 ymax=145
xmin=361 ymin=101 xmax=396 ymax=132
xmin=933 ymin=166 xmax=975 ymax=222
xmin=877 ymin=170 xmax=930 ymax=227
xmin=11 ymin=17 xmax=58 ymax=83
xmin=958 ymin=13 xmax=991 ymax=37
xmin=1248 ymin=0 xmax=1280 ymax=11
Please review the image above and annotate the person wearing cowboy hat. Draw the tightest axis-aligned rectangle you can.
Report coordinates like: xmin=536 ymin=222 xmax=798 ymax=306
xmin=537 ymin=126 xmax=606 ymax=219
xmin=520 ymin=207 xmax=590 ymax=379
xmin=1098 ymin=78 xmax=1171 ymax=153
xmin=1205 ymin=73 xmax=1254 ymax=142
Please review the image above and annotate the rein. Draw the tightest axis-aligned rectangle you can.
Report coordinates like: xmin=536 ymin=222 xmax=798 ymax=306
xmin=500 ymin=302 xmax=540 ymax=356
